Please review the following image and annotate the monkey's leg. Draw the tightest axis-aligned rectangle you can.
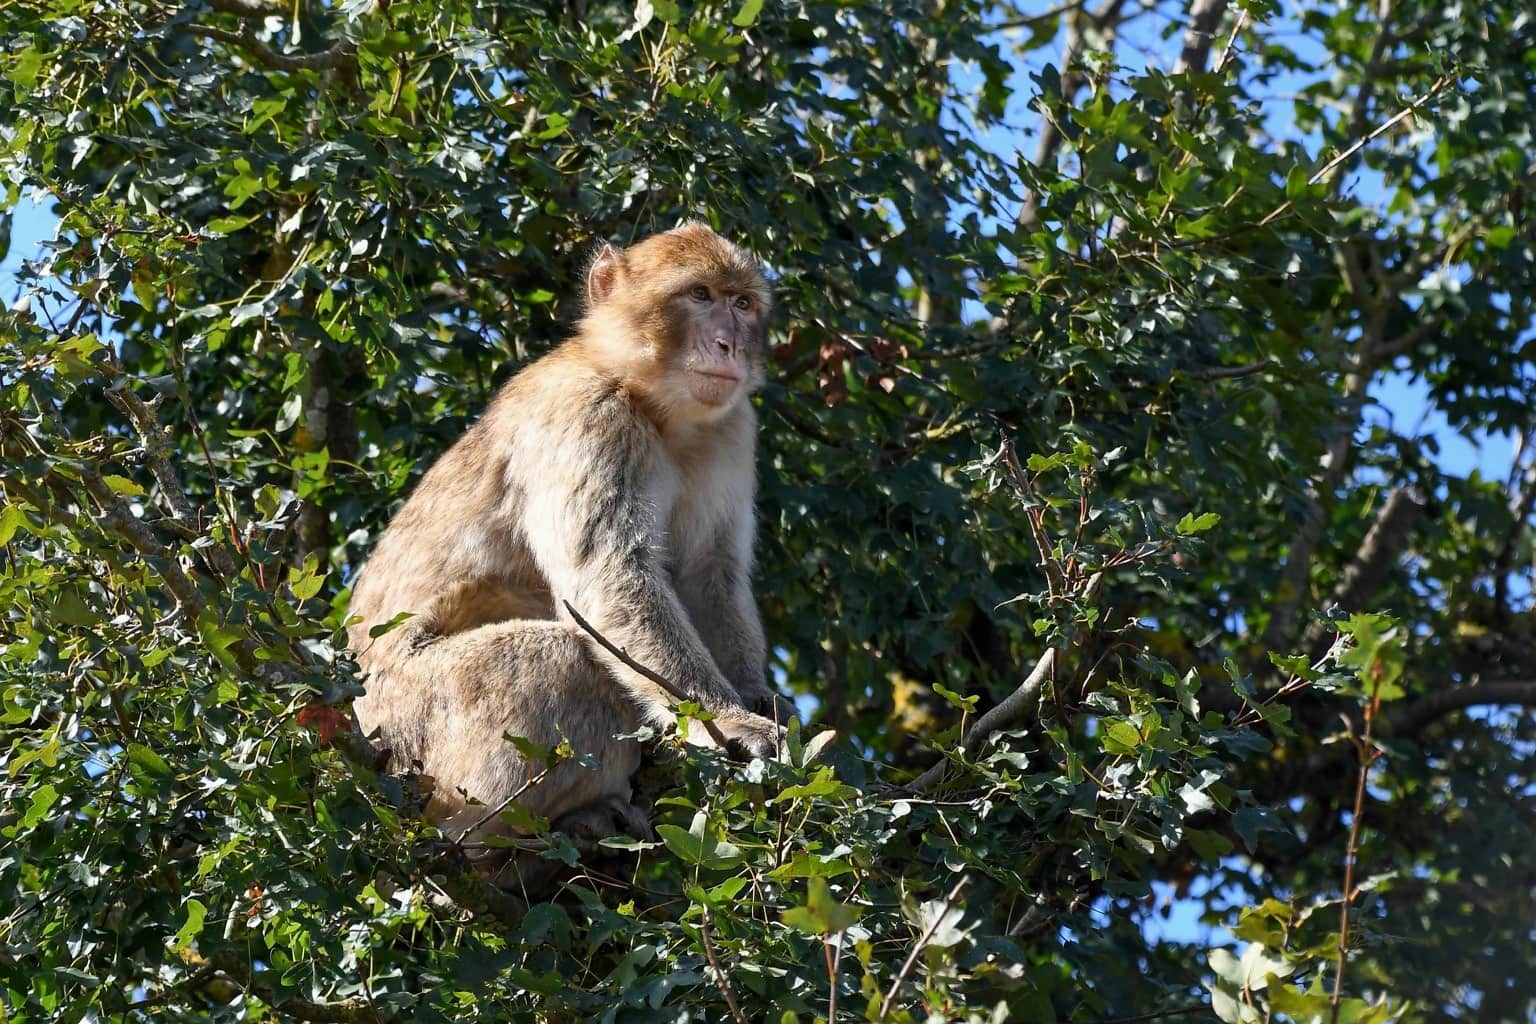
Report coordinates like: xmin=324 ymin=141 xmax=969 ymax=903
xmin=397 ymin=621 xmax=648 ymax=868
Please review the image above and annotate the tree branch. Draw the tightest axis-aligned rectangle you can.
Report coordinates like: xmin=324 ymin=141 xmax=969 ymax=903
xmin=1493 ymin=453 xmax=1536 ymax=616
xmin=204 ymin=0 xmax=286 ymax=17
xmin=1171 ymin=0 xmax=1229 ymax=75
xmin=1301 ymin=485 xmax=1425 ymax=655
xmin=1367 ymin=314 xmax=1442 ymax=364
xmin=1383 ymin=680 xmax=1536 ymax=738
xmin=1017 ymin=0 xmax=1130 ymax=230
xmin=1187 ymin=356 xmax=1275 ymax=382
xmin=103 ymin=376 xmax=238 ymax=581
xmin=562 ymin=600 xmax=731 ymax=749
xmin=178 ymin=23 xmax=358 ymax=72
xmin=909 ymin=648 xmax=1059 ymax=793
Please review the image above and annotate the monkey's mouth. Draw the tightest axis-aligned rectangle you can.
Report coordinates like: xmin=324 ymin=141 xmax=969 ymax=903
xmin=687 ymin=368 xmax=743 ymax=406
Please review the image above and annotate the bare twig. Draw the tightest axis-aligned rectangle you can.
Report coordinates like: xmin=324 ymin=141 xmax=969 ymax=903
xmin=1330 ymin=680 xmax=1383 ymax=1024
xmin=878 ymin=875 xmax=969 ymax=1019
xmin=1258 ymin=75 xmax=1453 ymax=229
xmin=699 ymin=909 xmax=749 ymax=1024
xmin=995 ymin=0 xmax=1086 ymax=32
xmin=1210 ymin=7 xmax=1250 ymax=74
xmin=824 ymin=932 xmax=844 ymax=1022
xmin=453 ymin=764 xmax=555 ymax=844
xmin=563 ymin=601 xmax=731 ymax=748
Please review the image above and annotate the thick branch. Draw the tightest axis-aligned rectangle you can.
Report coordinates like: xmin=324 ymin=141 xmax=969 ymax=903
xmin=204 ymin=0 xmax=285 ymax=16
xmin=1301 ymin=485 xmax=1425 ymax=656
xmin=1493 ymin=455 xmax=1536 ymax=616
xmin=104 ymin=379 xmax=237 ymax=581
xmin=1187 ymin=356 xmax=1275 ymax=382
xmin=1017 ymin=0 xmax=1130 ymax=230
xmin=1171 ymin=0 xmax=1228 ymax=75
xmin=910 ymin=551 xmax=1103 ymax=791
xmin=1383 ymin=680 xmax=1536 ymax=738
xmin=204 ymin=952 xmax=385 ymax=1023
xmin=1262 ymin=405 xmax=1362 ymax=650
xmin=1367 ymin=315 xmax=1443 ymax=363
xmin=179 ymin=23 xmax=358 ymax=72
xmin=1292 ymin=680 xmax=1536 ymax=786
xmin=910 ymin=648 xmax=1059 ymax=792
xmin=1326 ymin=485 xmax=1425 ymax=612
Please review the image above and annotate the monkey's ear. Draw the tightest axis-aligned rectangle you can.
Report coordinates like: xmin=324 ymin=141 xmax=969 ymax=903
xmin=587 ymin=243 xmax=624 ymax=305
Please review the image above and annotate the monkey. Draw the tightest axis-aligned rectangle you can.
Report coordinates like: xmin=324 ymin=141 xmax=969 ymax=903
xmin=346 ymin=223 xmax=784 ymax=884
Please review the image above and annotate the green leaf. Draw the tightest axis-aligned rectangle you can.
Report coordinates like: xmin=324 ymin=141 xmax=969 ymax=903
xmin=19 ymin=782 xmax=59 ymax=829
xmin=655 ymin=811 xmax=742 ymax=869
xmin=931 ymin=681 xmax=979 ymax=712
xmin=287 ymin=551 xmax=327 ymax=600
xmin=1102 ymin=720 xmax=1143 ymax=754
xmin=0 ymin=504 xmax=29 ymax=546
xmin=769 ymin=852 xmax=857 ymax=882
xmin=173 ymin=899 xmax=207 ymax=951
xmin=781 ymin=878 xmax=859 ymax=935
xmin=126 ymin=743 xmax=173 ymax=779
xmin=1176 ymin=511 xmax=1221 ymax=534
xmin=731 ymin=0 xmax=764 ymax=26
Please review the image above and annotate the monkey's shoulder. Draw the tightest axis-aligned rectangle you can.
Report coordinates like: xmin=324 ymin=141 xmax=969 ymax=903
xmin=497 ymin=356 xmax=664 ymax=451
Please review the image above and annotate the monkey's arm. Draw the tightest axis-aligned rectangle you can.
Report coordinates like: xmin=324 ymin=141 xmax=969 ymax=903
xmin=677 ymin=533 xmax=777 ymax=717
xmin=518 ymin=409 xmax=777 ymax=753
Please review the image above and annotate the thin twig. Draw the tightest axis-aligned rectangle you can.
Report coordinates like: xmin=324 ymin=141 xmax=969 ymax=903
xmin=878 ymin=875 xmax=969 ymax=1019
xmin=1212 ymin=7 xmax=1250 ymax=74
xmin=824 ymin=932 xmax=844 ymax=1022
xmin=699 ymin=909 xmax=749 ymax=1024
xmin=453 ymin=764 xmax=555 ymax=844
xmin=563 ymin=601 xmax=730 ymax=748
xmin=1330 ymin=681 xmax=1382 ymax=1024
xmin=1259 ymin=75 xmax=1452 ymax=228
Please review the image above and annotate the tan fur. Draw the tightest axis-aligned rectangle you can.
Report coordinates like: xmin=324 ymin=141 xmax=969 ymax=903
xmin=347 ymin=224 xmax=780 ymax=880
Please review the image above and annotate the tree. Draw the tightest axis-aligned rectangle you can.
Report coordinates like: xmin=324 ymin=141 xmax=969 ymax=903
xmin=1 ymin=0 xmax=1533 ymax=1020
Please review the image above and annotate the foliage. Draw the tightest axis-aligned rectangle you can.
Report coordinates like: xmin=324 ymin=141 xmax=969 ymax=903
xmin=1 ymin=0 xmax=1534 ymax=1021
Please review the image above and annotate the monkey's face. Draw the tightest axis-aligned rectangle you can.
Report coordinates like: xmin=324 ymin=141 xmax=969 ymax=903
xmin=584 ymin=223 xmax=771 ymax=424
xmin=665 ymin=279 xmax=766 ymax=411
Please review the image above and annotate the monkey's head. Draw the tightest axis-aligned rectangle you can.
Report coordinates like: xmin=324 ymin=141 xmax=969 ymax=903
xmin=581 ymin=222 xmax=771 ymax=422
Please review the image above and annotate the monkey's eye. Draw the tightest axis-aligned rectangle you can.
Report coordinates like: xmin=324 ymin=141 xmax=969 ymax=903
xmin=690 ymin=285 xmax=711 ymax=301
xmin=733 ymin=295 xmax=753 ymax=310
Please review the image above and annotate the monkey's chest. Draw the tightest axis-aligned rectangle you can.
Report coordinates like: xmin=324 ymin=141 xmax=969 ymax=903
xmin=660 ymin=458 xmax=750 ymax=566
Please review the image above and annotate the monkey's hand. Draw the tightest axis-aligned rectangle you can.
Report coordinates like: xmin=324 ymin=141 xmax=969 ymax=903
xmin=735 ymin=678 xmax=798 ymax=724
xmin=695 ymin=707 xmax=785 ymax=762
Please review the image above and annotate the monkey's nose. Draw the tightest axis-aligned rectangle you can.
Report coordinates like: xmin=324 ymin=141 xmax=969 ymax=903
xmin=714 ymin=337 xmax=735 ymax=356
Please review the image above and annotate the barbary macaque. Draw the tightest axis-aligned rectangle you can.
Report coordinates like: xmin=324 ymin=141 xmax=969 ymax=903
xmin=347 ymin=223 xmax=783 ymax=883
